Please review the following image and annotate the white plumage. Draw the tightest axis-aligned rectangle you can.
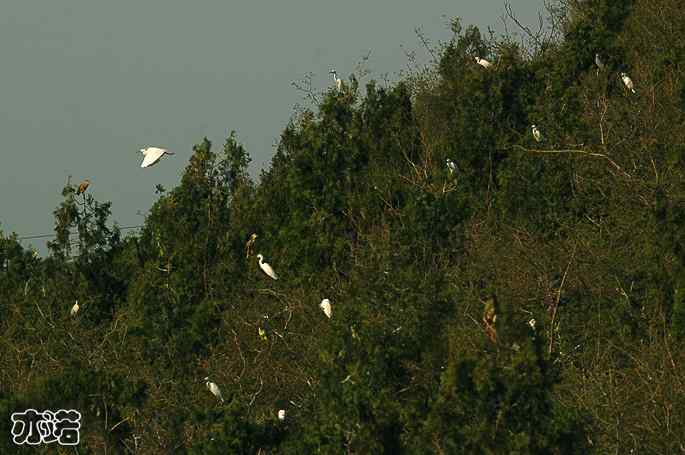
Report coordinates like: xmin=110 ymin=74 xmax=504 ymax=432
xmin=528 ymin=318 xmax=536 ymax=329
xmin=445 ymin=159 xmax=456 ymax=175
xmin=70 ymin=300 xmax=79 ymax=316
xmin=205 ymin=377 xmax=224 ymax=403
xmin=595 ymin=53 xmax=605 ymax=71
xmin=320 ymin=298 xmax=332 ymax=319
xmin=330 ymin=69 xmax=342 ymax=92
xmin=278 ymin=409 xmax=286 ymax=421
xmin=257 ymin=254 xmax=279 ymax=280
xmin=531 ymin=124 xmax=542 ymax=143
xmin=474 ymin=56 xmax=492 ymax=69
xmin=620 ymin=72 xmax=636 ymax=94
xmin=139 ymin=147 xmax=174 ymax=168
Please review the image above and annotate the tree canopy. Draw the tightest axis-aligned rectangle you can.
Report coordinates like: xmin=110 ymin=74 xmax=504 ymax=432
xmin=1 ymin=1 xmax=684 ymax=453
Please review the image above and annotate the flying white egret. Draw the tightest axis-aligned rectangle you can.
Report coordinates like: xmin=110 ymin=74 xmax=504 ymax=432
xmin=531 ymin=124 xmax=542 ymax=143
xmin=204 ymin=377 xmax=224 ymax=403
xmin=445 ymin=159 xmax=456 ymax=175
xmin=76 ymin=179 xmax=91 ymax=195
xmin=320 ymin=298 xmax=332 ymax=319
xmin=139 ymin=147 xmax=174 ymax=168
xmin=620 ymin=72 xmax=636 ymax=94
xmin=329 ymin=69 xmax=342 ymax=92
xmin=474 ymin=56 xmax=492 ymax=69
xmin=257 ymin=254 xmax=279 ymax=280
xmin=70 ymin=300 xmax=80 ymax=316
xmin=278 ymin=409 xmax=286 ymax=421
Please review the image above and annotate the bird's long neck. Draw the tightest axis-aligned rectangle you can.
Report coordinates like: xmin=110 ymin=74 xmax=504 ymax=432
xmin=331 ymin=72 xmax=337 ymax=81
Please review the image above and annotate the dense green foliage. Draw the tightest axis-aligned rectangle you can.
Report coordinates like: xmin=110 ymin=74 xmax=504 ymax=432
xmin=2 ymin=1 xmax=685 ymax=452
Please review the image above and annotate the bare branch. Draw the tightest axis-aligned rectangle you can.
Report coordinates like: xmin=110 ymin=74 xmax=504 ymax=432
xmin=512 ymin=145 xmax=632 ymax=178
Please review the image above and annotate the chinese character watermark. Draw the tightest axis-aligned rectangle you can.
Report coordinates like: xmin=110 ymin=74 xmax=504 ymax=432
xmin=11 ymin=409 xmax=81 ymax=446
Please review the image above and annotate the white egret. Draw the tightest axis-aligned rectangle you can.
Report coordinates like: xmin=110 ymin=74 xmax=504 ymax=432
xmin=595 ymin=53 xmax=605 ymax=74
xmin=76 ymin=179 xmax=91 ymax=195
xmin=205 ymin=377 xmax=224 ymax=403
xmin=531 ymin=124 xmax=542 ymax=143
xmin=445 ymin=159 xmax=456 ymax=175
xmin=329 ymin=69 xmax=342 ymax=92
xmin=320 ymin=298 xmax=332 ymax=319
xmin=70 ymin=300 xmax=80 ymax=316
xmin=620 ymin=72 xmax=636 ymax=94
xmin=528 ymin=318 xmax=536 ymax=329
xmin=139 ymin=147 xmax=174 ymax=168
xmin=278 ymin=409 xmax=286 ymax=421
xmin=474 ymin=56 xmax=492 ymax=69
xmin=257 ymin=254 xmax=279 ymax=280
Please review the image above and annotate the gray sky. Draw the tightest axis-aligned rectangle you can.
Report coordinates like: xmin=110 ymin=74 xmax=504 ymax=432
xmin=0 ymin=1 xmax=546 ymax=253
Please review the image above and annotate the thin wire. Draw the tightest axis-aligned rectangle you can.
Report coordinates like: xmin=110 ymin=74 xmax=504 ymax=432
xmin=15 ymin=225 xmax=144 ymax=241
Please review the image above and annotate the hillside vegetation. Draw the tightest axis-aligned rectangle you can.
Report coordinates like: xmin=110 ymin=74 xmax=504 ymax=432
xmin=2 ymin=0 xmax=684 ymax=453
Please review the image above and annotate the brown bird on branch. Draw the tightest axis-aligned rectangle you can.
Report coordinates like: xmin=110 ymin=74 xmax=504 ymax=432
xmin=245 ymin=233 xmax=257 ymax=259
xmin=76 ymin=179 xmax=91 ymax=195
xmin=482 ymin=296 xmax=498 ymax=344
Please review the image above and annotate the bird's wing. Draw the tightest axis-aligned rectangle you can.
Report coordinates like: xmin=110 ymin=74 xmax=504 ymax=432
xmin=264 ymin=264 xmax=278 ymax=279
xmin=140 ymin=149 xmax=166 ymax=168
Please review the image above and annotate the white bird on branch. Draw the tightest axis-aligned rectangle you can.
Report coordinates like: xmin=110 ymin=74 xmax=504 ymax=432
xmin=445 ymin=158 xmax=456 ymax=175
xmin=257 ymin=254 xmax=279 ymax=280
xmin=595 ymin=53 xmax=605 ymax=75
xmin=620 ymin=72 xmax=636 ymax=94
xmin=320 ymin=298 xmax=332 ymax=319
xmin=329 ymin=69 xmax=342 ymax=93
xmin=205 ymin=377 xmax=224 ymax=403
xmin=70 ymin=300 xmax=80 ymax=316
xmin=531 ymin=124 xmax=542 ymax=143
xmin=474 ymin=56 xmax=492 ymax=69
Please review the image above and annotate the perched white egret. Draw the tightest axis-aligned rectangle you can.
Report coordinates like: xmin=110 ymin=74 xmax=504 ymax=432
xmin=474 ymin=56 xmax=492 ymax=69
xmin=70 ymin=300 xmax=80 ymax=316
xmin=320 ymin=299 xmax=332 ymax=319
xmin=595 ymin=53 xmax=605 ymax=74
xmin=445 ymin=159 xmax=456 ymax=175
xmin=278 ymin=409 xmax=286 ymax=421
xmin=76 ymin=179 xmax=91 ymax=195
xmin=139 ymin=147 xmax=174 ymax=168
xmin=329 ymin=69 xmax=342 ymax=92
xmin=531 ymin=124 xmax=542 ymax=143
xmin=205 ymin=377 xmax=224 ymax=403
xmin=528 ymin=318 xmax=536 ymax=329
xmin=620 ymin=72 xmax=636 ymax=94
xmin=257 ymin=254 xmax=278 ymax=280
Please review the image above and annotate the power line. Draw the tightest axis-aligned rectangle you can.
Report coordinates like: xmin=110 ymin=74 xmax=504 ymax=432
xmin=15 ymin=225 xmax=145 ymax=242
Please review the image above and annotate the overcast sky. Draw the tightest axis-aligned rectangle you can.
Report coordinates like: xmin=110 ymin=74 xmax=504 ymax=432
xmin=0 ymin=1 xmax=546 ymax=253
